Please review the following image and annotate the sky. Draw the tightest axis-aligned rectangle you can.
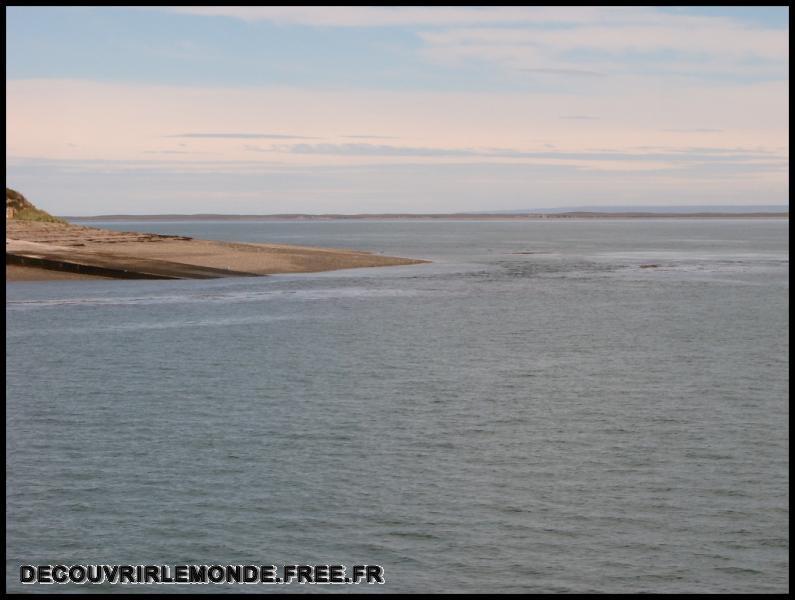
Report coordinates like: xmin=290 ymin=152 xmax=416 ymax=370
xmin=5 ymin=6 xmax=790 ymax=215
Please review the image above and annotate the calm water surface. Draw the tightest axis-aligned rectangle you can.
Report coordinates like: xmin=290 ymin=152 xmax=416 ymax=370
xmin=6 ymin=220 xmax=789 ymax=592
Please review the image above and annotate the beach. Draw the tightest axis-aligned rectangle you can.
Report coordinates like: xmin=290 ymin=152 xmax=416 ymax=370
xmin=6 ymin=220 xmax=427 ymax=281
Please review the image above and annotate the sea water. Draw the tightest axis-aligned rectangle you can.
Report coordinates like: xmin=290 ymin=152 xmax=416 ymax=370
xmin=6 ymin=219 xmax=789 ymax=592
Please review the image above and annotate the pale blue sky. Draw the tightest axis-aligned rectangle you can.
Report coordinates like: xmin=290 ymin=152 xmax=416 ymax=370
xmin=6 ymin=6 xmax=789 ymax=88
xmin=6 ymin=6 xmax=790 ymax=214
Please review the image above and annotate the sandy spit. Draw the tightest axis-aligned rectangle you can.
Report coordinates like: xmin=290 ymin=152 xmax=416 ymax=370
xmin=6 ymin=221 xmax=428 ymax=281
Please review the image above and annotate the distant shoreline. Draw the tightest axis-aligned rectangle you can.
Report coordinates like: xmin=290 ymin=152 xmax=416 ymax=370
xmin=64 ymin=211 xmax=789 ymax=222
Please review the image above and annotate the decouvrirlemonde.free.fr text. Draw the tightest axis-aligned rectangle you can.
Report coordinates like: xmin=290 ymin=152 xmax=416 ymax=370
xmin=20 ymin=564 xmax=385 ymax=585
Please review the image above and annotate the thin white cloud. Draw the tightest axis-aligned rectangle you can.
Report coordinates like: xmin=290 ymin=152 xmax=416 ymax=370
xmin=267 ymin=142 xmax=785 ymax=165
xmin=417 ymin=18 xmax=787 ymax=81
xmin=521 ymin=68 xmax=607 ymax=78
xmin=155 ymin=7 xmax=788 ymax=80
xmin=342 ymin=135 xmax=401 ymax=140
xmin=663 ymin=128 xmax=723 ymax=133
xmin=154 ymin=6 xmax=786 ymax=34
xmin=420 ymin=23 xmax=787 ymax=61
xmin=169 ymin=132 xmax=316 ymax=139
xmin=157 ymin=6 xmax=637 ymax=27
xmin=143 ymin=150 xmax=193 ymax=155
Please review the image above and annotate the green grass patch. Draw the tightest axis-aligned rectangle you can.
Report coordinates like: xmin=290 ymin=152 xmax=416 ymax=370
xmin=12 ymin=207 xmax=68 ymax=224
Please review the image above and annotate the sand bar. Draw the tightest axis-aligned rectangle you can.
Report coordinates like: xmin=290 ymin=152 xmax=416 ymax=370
xmin=6 ymin=221 xmax=427 ymax=281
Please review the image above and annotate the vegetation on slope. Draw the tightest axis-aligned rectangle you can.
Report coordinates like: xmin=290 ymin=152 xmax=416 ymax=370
xmin=6 ymin=188 xmax=67 ymax=223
